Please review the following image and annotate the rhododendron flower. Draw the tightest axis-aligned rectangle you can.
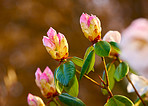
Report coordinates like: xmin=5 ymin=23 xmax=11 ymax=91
xmin=120 ymin=18 xmax=148 ymax=78
xmin=27 ymin=93 xmax=45 ymax=106
xmin=103 ymin=31 xmax=121 ymax=43
xmin=35 ymin=67 xmax=57 ymax=98
xmin=43 ymin=27 xmax=68 ymax=61
xmin=127 ymin=74 xmax=148 ymax=95
xmin=80 ymin=13 xmax=102 ymax=43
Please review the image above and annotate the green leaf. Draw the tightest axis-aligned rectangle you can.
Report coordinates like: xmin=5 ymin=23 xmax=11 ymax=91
xmin=94 ymin=41 xmax=111 ymax=57
xmin=102 ymin=63 xmax=116 ymax=95
xmin=79 ymin=50 xmax=95 ymax=80
xmin=56 ymin=61 xmax=76 ymax=86
xmin=110 ymin=41 xmax=120 ymax=53
xmin=114 ymin=62 xmax=129 ymax=81
xmin=84 ymin=46 xmax=94 ymax=61
xmin=64 ymin=75 xmax=79 ymax=97
xmin=83 ymin=46 xmax=95 ymax=73
xmin=86 ymin=50 xmax=95 ymax=74
xmin=71 ymin=56 xmax=83 ymax=67
xmin=105 ymin=95 xmax=134 ymax=106
xmin=71 ymin=56 xmax=94 ymax=73
xmin=54 ymin=69 xmax=64 ymax=94
xmin=59 ymin=93 xmax=85 ymax=106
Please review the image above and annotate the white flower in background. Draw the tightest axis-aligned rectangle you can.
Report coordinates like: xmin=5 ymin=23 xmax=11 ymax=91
xmin=127 ymin=74 xmax=148 ymax=95
xmin=103 ymin=31 xmax=121 ymax=43
xmin=103 ymin=30 xmax=121 ymax=57
xmin=120 ymin=18 xmax=148 ymax=78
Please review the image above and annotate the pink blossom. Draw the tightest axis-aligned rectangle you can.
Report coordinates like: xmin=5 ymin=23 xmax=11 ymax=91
xmin=35 ymin=67 xmax=57 ymax=98
xmin=80 ymin=13 xmax=89 ymax=25
xmin=27 ymin=93 xmax=45 ymax=106
xmin=35 ymin=68 xmax=42 ymax=88
xmin=80 ymin=13 xmax=102 ymax=42
xmin=43 ymin=27 xmax=68 ymax=60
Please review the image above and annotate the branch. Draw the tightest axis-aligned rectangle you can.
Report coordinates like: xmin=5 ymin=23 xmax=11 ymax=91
xmin=76 ymin=70 xmax=104 ymax=88
xmin=102 ymin=57 xmax=113 ymax=97
xmin=102 ymin=57 xmax=109 ymax=86
xmin=126 ymin=75 xmax=146 ymax=106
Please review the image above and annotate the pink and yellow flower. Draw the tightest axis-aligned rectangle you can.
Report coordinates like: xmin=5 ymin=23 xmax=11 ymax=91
xmin=35 ymin=67 xmax=57 ymax=98
xmin=43 ymin=27 xmax=68 ymax=60
xmin=27 ymin=93 xmax=45 ymax=106
xmin=80 ymin=13 xmax=102 ymax=43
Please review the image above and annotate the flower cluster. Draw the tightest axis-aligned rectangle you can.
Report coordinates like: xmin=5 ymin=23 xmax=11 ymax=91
xmin=27 ymin=27 xmax=69 ymax=106
xmin=27 ymin=12 xmax=148 ymax=106
xmin=27 ymin=67 xmax=57 ymax=105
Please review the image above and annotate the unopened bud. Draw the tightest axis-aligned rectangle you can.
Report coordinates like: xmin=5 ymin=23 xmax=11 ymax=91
xmin=35 ymin=67 xmax=57 ymax=98
xmin=27 ymin=93 xmax=45 ymax=106
xmin=43 ymin=27 xmax=69 ymax=60
xmin=80 ymin=13 xmax=102 ymax=43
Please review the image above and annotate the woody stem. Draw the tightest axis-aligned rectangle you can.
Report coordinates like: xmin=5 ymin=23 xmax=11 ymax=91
xmin=76 ymin=70 xmax=104 ymax=88
xmin=126 ymin=75 xmax=146 ymax=106
xmin=102 ymin=57 xmax=113 ymax=97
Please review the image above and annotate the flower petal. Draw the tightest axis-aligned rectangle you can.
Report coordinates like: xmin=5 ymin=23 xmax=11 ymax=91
xmin=80 ymin=13 xmax=89 ymax=25
xmin=47 ymin=27 xmax=57 ymax=40
xmin=42 ymin=36 xmax=55 ymax=49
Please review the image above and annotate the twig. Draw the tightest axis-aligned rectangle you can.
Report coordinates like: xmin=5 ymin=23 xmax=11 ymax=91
xmin=76 ymin=70 xmax=104 ymax=88
xmin=126 ymin=75 xmax=146 ymax=106
xmin=53 ymin=98 xmax=60 ymax=106
xmin=46 ymin=98 xmax=53 ymax=106
xmin=102 ymin=57 xmax=109 ymax=86
xmin=76 ymin=57 xmax=114 ymax=98
xmin=117 ymin=57 xmax=122 ymax=63
xmin=106 ymin=86 xmax=113 ymax=98
xmin=98 ymin=75 xmax=106 ymax=85
xmin=102 ymin=57 xmax=113 ymax=97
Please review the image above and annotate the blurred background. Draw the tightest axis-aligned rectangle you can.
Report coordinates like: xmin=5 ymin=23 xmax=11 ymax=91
xmin=0 ymin=0 xmax=148 ymax=105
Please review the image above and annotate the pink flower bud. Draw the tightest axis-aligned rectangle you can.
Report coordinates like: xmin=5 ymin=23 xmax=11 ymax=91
xmin=43 ymin=27 xmax=69 ymax=60
xmin=120 ymin=18 xmax=148 ymax=78
xmin=27 ymin=93 xmax=45 ymax=106
xmin=35 ymin=67 xmax=57 ymax=98
xmin=103 ymin=31 xmax=121 ymax=43
xmin=80 ymin=13 xmax=102 ymax=43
